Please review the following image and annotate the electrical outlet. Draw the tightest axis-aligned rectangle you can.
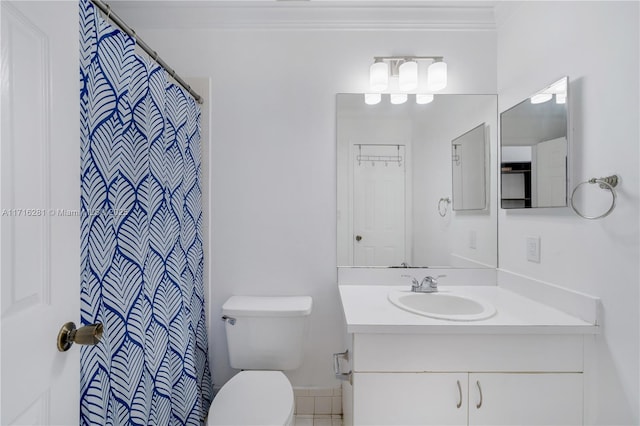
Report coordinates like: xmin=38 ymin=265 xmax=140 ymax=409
xmin=526 ymin=236 xmax=541 ymax=263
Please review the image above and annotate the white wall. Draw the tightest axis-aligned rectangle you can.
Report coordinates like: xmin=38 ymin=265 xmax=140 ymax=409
xmin=496 ymin=2 xmax=639 ymax=424
xmin=133 ymin=26 xmax=497 ymax=388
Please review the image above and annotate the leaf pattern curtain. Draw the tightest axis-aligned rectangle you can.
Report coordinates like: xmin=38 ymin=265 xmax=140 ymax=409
xmin=79 ymin=0 xmax=212 ymax=424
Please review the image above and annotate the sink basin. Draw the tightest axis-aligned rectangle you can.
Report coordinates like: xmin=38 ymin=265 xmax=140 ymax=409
xmin=388 ymin=290 xmax=496 ymax=321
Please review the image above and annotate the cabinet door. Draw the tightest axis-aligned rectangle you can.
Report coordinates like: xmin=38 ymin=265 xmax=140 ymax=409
xmin=353 ymin=372 xmax=467 ymax=425
xmin=469 ymin=373 xmax=583 ymax=426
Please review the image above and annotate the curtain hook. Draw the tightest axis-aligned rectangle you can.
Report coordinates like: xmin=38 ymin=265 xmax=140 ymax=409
xmin=106 ymin=4 xmax=112 ymax=20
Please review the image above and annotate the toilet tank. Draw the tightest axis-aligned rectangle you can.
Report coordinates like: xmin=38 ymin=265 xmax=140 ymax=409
xmin=222 ymin=296 xmax=312 ymax=371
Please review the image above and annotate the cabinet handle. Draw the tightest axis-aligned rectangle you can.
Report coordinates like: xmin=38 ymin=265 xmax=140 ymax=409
xmin=476 ymin=380 xmax=483 ymax=409
xmin=456 ymin=380 xmax=462 ymax=409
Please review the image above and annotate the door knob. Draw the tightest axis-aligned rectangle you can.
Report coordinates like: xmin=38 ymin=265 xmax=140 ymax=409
xmin=57 ymin=322 xmax=103 ymax=352
xmin=355 ymin=235 xmax=362 ymax=242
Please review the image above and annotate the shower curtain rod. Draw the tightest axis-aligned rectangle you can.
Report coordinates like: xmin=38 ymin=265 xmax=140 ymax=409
xmin=90 ymin=0 xmax=204 ymax=104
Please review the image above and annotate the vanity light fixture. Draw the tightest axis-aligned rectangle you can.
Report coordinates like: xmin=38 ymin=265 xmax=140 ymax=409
xmin=426 ymin=59 xmax=447 ymax=92
xmin=364 ymin=93 xmax=382 ymax=105
xmin=368 ymin=57 xmax=446 ymax=91
xmin=551 ymin=78 xmax=567 ymax=104
xmin=367 ymin=56 xmax=446 ymax=105
xmin=390 ymin=93 xmax=408 ymax=105
xmin=530 ymin=93 xmax=553 ymax=104
xmin=531 ymin=78 xmax=567 ymax=104
xmin=416 ymin=94 xmax=434 ymax=105
xmin=369 ymin=59 xmax=389 ymax=91
xmin=398 ymin=60 xmax=418 ymax=91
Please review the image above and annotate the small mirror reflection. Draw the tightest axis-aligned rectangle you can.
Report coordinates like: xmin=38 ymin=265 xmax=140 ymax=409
xmin=452 ymin=123 xmax=488 ymax=211
xmin=500 ymin=77 xmax=569 ymax=209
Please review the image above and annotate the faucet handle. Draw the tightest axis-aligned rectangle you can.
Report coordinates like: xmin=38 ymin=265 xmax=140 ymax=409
xmin=421 ymin=275 xmax=445 ymax=289
xmin=421 ymin=276 xmax=435 ymax=286
xmin=401 ymin=274 xmax=420 ymax=288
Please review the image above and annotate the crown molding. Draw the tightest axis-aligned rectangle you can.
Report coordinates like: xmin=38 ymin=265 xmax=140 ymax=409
xmin=109 ymin=1 xmax=497 ymax=31
xmin=492 ymin=1 xmax=523 ymax=28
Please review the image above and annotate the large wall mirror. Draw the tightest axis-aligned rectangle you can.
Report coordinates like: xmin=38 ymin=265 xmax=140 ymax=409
xmin=500 ymin=77 xmax=569 ymax=209
xmin=337 ymin=94 xmax=498 ymax=268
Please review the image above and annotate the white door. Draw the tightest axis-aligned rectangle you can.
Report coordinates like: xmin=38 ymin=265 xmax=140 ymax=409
xmin=1 ymin=1 xmax=80 ymax=424
xmin=353 ymin=145 xmax=406 ymax=266
xmin=536 ymin=137 xmax=567 ymax=207
xmin=468 ymin=373 xmax=583 ymax=426
xmin=353 ymin=372 xmax=468 ymax=425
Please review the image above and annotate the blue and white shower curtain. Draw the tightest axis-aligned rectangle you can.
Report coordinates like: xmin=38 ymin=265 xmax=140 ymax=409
xmin=79 ymin=0 xmax=212 ymax=424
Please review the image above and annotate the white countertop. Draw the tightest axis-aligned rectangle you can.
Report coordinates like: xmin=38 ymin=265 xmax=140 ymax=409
xmin=339 ymin=285 xmax=599 ymax=335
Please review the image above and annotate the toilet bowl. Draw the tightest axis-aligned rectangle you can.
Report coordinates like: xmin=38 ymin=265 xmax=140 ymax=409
xmin=207 ymin=371 xmax=294 ymax=426
xmin=207 ymin=296 xmax=312 ymax=426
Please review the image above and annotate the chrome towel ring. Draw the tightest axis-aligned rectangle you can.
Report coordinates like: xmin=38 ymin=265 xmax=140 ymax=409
xmin=570 ymin=175 xmax=619 ymax=220
xmin=438 ymin=197 xmax=451 ymax=217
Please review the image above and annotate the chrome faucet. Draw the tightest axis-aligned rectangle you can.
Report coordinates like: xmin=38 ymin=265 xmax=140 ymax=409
xmin=419 ymin=276 xmax=439 ymax=293
xmin=402 ymin=274 xmax=444 ymax=293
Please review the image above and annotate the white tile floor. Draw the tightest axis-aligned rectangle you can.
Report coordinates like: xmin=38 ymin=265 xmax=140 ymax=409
xmin=294 ymin=387 xmax=342 ymax=416
xmin=294 ymin=414 xmax=342 ymax=426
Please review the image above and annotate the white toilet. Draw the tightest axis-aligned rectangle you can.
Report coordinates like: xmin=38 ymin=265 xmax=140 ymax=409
xmin=208 ymin=295 xmax=313 ymax=426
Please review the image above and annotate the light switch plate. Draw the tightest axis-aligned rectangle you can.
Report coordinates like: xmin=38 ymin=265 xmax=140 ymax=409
xmin=526 ymin=236 xmax=541 ymax=263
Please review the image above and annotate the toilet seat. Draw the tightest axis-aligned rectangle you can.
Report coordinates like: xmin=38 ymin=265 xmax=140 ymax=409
xmin=208 ymin=371 xmax=294 ymax=426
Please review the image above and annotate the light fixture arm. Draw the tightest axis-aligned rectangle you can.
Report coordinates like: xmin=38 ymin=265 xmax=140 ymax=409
xmin=373 ymin=56 xmax=443 ymax=62
xmin=388 ymin=59 xmax=403 ymax=77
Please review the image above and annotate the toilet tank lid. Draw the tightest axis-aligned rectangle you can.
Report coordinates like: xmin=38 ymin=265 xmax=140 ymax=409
xmin=222 ymin=296 xmax=312 ymax=317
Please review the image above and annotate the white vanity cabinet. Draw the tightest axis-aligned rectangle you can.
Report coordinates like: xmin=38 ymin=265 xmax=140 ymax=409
xmin=342 ymin=334 xmax=586 ymax=426
xmin=351 ymin=371 xmax=582 ymax=425
xmin=467 ymin=373 xmax=583 ymax=425
xmin=353 ymin=372 xmax=468 ymax=425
